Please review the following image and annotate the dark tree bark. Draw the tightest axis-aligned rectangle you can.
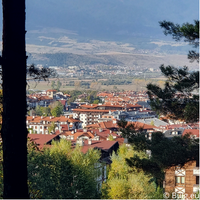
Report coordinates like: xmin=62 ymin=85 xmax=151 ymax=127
xmin=2 ymin=0 xmax=29 ymax=198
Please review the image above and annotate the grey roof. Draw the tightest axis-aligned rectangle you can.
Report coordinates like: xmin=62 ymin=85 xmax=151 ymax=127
xmin=138 ymin=118 xmax=169 ymax=127
xmin=163 ymin=129 xmax=184 ymax=139
xmin=136 ymin=101 xmax=151 ymax=109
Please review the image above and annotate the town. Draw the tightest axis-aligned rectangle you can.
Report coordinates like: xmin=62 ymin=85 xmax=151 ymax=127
xmin=26 ymin=87 xmax=199 ymax=198
xmin=0 ymin=0 xmax=199 ymax=199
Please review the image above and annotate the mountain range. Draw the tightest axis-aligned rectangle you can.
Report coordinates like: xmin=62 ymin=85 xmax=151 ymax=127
xmin=0 ymin=0 xmax=198 ymax=68
xmin=25 ymin=0 xmax=199 ymax=42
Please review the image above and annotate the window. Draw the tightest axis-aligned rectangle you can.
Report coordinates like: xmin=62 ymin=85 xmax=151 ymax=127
xmin=175 ymin=176 xmax=185 ymax=185
xmin=196 ymin=176 xmax=199 ymax=184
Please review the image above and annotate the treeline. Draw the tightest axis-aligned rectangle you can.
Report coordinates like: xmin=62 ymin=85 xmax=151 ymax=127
xmin=65 ymin=90 xmax=101 ymax=105
xmin=30 ymin=101 xmax=64 ymax=117
xmin=100 ymin=79 xmax=132 ymax=85
xmin=0 ymin=139 xmax=101 ymax=198
xmin=66 ymin=79 xmax=132 ymax=88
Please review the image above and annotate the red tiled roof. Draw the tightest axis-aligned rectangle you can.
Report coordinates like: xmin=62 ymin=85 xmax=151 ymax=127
xmin=73 ymin=109 xmax=110 ymax=113
xmin=81 ymin=140 xmax=118 ymax=154
xmin=28 ymin=133 xmax=60 ymax=146
xmin=115 ymin=137 xmax=124 ymax=145
xmin=182 ymin=129 xmax=199 ymax=138
xmin=98 ymin=121 xmax=119 ymax=129
xmin=97 ymin=93 xmax=113 ymax=98
xmin=92 ymin=129 xmax=119 ymax=138
xmin=61 ymin=125 xmax=69 ymax=131
xmin=59 ymin=100 xmax=66 ymax=106
xmin=85 ymin=124 xmax=100 ymax=129
xmin=126 ymin=121 xmax=156 ymax=130
xmin=27 ymin=116 xmax=81 ymax=123
xmin=61 ymin=131 xmax=95 ymax=140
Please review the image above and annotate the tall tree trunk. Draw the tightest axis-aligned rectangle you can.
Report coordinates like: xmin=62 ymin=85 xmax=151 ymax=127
xmin=2 ymin=0 xmax=29 ymax=198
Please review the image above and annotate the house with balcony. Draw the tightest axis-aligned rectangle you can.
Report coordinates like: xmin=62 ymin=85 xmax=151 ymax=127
xmin=164 ymin=129 xmax=199 ymax=196
xmin=164 ymin=160 xmax=199 ymax=196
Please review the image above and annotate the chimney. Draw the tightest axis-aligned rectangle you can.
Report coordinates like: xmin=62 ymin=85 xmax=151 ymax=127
xmin=96 ymin=136 xmax=100 ymax=140
xmin=88 ymin=139 xmax=92 ymax=145
xmin=71 ymin=131 xmax=74 ymax=134
xmin=83 ymin=128 xmax=87 ymax=133
xmin=41 ymin=116 xmax=43 ymax=119
xmin=74 ymin=129 xmax=77 ymax=133
xmin=99 ymin=128 xmax=102 ymax=132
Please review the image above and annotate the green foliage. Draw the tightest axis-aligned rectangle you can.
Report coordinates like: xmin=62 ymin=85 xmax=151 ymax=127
xmin=35 ymin=106 xmax=51 ymax=116
xmin=50 ymin=80 xmax=61 ymax=90
xmin=28 ymin=139 xmax=101 ymax=199
xmin=150 ymin=186 xmax=164 ymax=199
xmin=147 ymin=65 xmax=199 ymax=123
xmin=34 ymin=102 xmax=63 ymax=117
xmin=147 ymin=19 xmax=199 ymax=123
xmin=118 ymin=120 xmax=199 ymax=186
xmin=66 ymin=90 xmax=101 ymax=104
xmin=35 ymin=105 xmax=43 ymax=116
xmin=66 ymin=90 xmax=82 ymax=104
xmin=41 ymin=106 xmax=51 ymax=116
xmin=92 ymin=99 xmax=99 ymax=104
xmin=56 ymin=80 xmax=62 ymax=91
xmin=50 ymin=101 xmax=64 ymax=117
xmin=194 ymin=190 xmax=200 ymax=200
xmin=125 ymin=132 xmax=199 ymax=183
xmin=102 ymin=144 xmax=156 ymax=199
xmin=118 ymin=119 xmax=150 ymax=151
xmin=159 ymin=20 xmax=199 ymax=62
xmin=28 ymin=127 xmax=37 ymax=134
xmin=51 ymin=106 xmax=63 ymax=117
xmin=101 ymin=79 xmax=132 ymax=86
xmin=48 ymin=122 xmax=57 ymax=133
xmin=150 ymin=120 xmax=155 ymax=126
xmin=107 ymin=134 xmax=115 ymax=141
xmin=51 ymin=80 xmax=56 ymax=90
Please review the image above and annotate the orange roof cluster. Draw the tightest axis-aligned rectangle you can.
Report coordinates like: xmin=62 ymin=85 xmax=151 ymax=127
xmin=126 ymin=121 xmax=156 ymax=130
xmin=61 ymin=130 xmax=95 ymax=140
xmin=72 ymin=109 xmax=110 ymax=113
xmin=28 ymin=132 xmax=60 ymax=149
xmin=86 ymin=119 xmax=119 ymax=129
xmin=27 ymin=116 xmax=81 ymax=123
xmin=27 ymin=94 xmax=54 ymax=100
xmin=97 ymin=92 xmax=114 ymax=98
xmin=75 ymin=103 xmax=142 ymax=112
xmin=80 ymin=140 xmax=118 ymax=154
xmin=182 ymin=129 xmax=199 ymax=138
